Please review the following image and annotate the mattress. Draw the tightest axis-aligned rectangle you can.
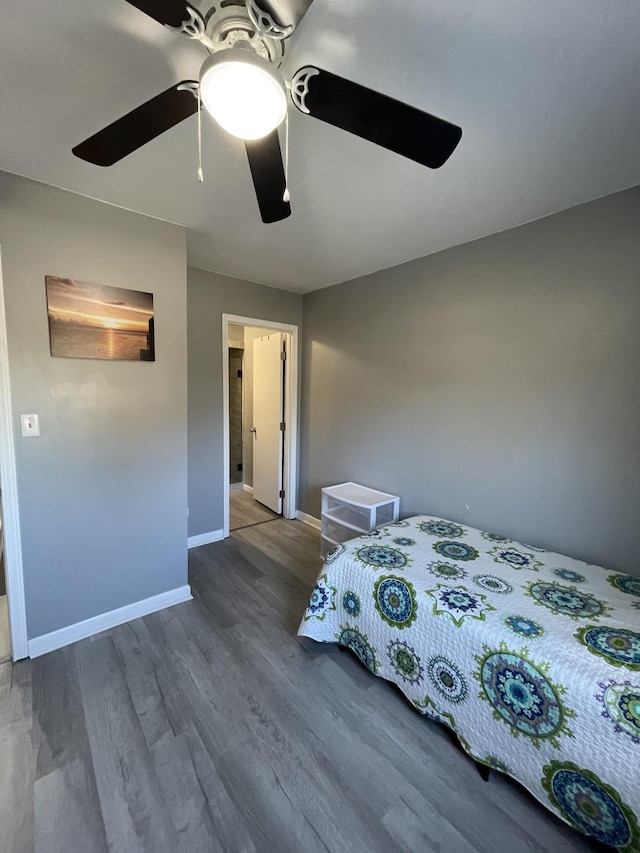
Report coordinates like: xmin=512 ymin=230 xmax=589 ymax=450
xmin=298 ymin=515 xmax=640 ymax=851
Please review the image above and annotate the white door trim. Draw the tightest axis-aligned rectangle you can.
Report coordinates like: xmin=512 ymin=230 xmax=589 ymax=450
xmin=222 ymin=314 xmax=299 ymax=538
xmin=0 ymin=247 xmax=28 ymax=660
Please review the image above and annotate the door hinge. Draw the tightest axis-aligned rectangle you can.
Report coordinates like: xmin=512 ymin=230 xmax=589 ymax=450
xmin=279 ymin=489 xmax=285 ymax=499
xmin=281 ymin=350 xmax=286 ymax=361
xmin=280 ymin=422 xmax=286 ymax=431
xmin=237 ymin=369 xmax=242 ymax=378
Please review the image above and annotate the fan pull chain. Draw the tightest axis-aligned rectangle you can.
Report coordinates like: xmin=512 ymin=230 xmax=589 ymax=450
xmin=283 ymin=110 xmax=290 ymax=203
xmin=197 ymin=86 xmax=204 ymax=183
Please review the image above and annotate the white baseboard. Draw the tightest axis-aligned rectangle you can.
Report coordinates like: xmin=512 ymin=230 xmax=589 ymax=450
xmin=296 ymin=510 xmax=321 ymax=530
xmin=188 ymin=529 xmax=225 ymax=549
xmin=229 ymin=482 xmax=244 ymax=493
xmin=28 ymin=585 xmax=192 ymax=659
xmin=243 ymin=484 xmax=253 ymax=494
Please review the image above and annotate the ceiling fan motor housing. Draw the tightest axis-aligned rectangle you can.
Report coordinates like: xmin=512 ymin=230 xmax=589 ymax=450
xmin=197 ymin=1 xmax=286 ymax=66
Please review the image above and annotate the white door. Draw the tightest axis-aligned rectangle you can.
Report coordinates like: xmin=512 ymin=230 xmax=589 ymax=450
xmin=252 ymin=333 xmax=284 ymax=513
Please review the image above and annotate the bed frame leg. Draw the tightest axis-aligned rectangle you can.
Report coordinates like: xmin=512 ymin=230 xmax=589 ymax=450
xmin=476 ymin=762 xmax=491 ymax=782
xmin=444 ymin=726 xmax=490 ymax=781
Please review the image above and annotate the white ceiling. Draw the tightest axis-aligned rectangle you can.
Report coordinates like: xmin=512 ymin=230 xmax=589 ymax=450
xmin=1 ymin=1 xmax=639 ymax=293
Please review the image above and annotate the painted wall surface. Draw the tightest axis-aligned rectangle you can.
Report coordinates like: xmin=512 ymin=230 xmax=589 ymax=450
xmin=187 ymin=267 xmax=302 ymax=538
xmin=0 ymin=172 xmax=188 ymax=638
xmin=300 ymin=186 xmax=640 ymax=575
xmin=228 ymin=323 xmax=244 ymax=348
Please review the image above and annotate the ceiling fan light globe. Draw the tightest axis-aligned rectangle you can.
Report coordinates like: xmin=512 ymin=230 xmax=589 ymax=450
xmin=199 ymin=53 xmax=287 ymax=140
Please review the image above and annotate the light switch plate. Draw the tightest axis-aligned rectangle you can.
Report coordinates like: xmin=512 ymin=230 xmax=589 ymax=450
xmin=20 ymin=414 xmax=40 ymax=437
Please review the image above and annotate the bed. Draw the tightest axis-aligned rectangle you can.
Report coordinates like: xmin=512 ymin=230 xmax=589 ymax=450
xmin=298 ymin=515 xmax=640 ymax=851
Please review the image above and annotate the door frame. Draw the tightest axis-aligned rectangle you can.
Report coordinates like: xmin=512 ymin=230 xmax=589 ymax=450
xmin=222 ymin=314 xmax=299 ymax=538
xmin=0 ymin=246 xmax=28 ymax=660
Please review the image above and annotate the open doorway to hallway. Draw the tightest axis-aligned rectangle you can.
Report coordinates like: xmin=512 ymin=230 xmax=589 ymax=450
xmin=227 ymin=323 xmax=288 ymax=532
xmin=222 ymin=314 xmax=299 ymax=539
xmin=229 ymin=491 xmax=280 ymax=532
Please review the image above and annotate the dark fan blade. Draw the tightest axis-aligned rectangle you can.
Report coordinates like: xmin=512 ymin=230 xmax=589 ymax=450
xmin=72 ymin=82 xmax=198 ymax=166
xmin=248 ymin=0 xmax=314 ymax=35
xmin=290 ymin=67 xmax=462 ymax=169
xmin=124 ymin=0 xmax=194 ymax=29
xmin=245 ymin=130 xmax=291 ymax=223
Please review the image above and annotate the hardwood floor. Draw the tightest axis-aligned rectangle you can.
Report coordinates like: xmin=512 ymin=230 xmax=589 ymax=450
xmin=229 ymin=489 xmax=280 ymax=531
xmin=0 ymin=519 xmax=607 ymax=853
xmin=0 ymin=595 xmax=10 ymax=663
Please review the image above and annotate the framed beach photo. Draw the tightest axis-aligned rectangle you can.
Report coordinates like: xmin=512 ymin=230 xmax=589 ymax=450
xmin=45 ymin=276 xmax=155 ymax=361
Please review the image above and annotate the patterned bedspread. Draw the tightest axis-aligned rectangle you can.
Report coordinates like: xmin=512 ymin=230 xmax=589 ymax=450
xmin=298 ymin=515 xmax=640 ymax=850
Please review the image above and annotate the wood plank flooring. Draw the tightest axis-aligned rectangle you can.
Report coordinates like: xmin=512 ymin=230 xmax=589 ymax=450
xmin=0 ymin=519 xmax=608 ymax=852
xmin=0 ymin=594 xmax=10 ymax=663
xmin=229 ymin=490 xmax=280 ymax=531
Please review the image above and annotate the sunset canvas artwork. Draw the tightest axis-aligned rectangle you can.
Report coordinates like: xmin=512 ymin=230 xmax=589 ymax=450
xmin=45 ymin=276 xmax=155 ymax=361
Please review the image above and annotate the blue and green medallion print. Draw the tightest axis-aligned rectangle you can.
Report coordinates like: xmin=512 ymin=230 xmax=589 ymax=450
xmin=489 ymin=545 xmax=543 ymax=571
xmin=474 ymin=643 xmax=575 ymax=748
xmin=473 ymin=574 xmax=513 ymax=595
xmin=355 ymin=544 xmax=410 ymax=570
xmin=504 ymin=615 xmax=544 ymax=639
xmin=342 ymin=590 xmax=361 ymax=617
xmin=427 ymin=561 xmax=467 ymax=581
xmin=359 ymin=528 xmax=386 ymax=540
xmin=527 ymin=581 xmax=610 ymax=620
xmin=482 ymin=754 xmax=513 ymax=774
xmin=413 ymin=695 xmax=457 ymax=730
xmin=336 ymin=626 xmax=378 ymax=673
xmin=425 ymin=584 xmax=495 ymax=627
xmin=596 ymin=680 xmax=640 ymax=745
xmin=433 ymin=541 xmax=479 ymax=562
xmin=419 ymin=520 xmax=466 ymax=538
xmin=554 ymin=568 xmax=585 ymax=583
xmin=393 ymin=537 xmax=416 ymax=547
xmin=607 ymin=573 xmax=640 ymax=598
xmin=575 ymin=625 xmax=640 ymax=671
xmin=303 ymin=574 xmax=337 ymax=621
xmin=427 ymin=656 xmax=468 ymax=703
xmin=542 ymin=761 xmax=638 ymax=850
xmin=373 ymin=575 xmax=417 ymax=628
xmin=481 ymin=531 xmax=511 ymax=543
xmin=325 ymin=543 xmax=346 ymax=563
xmin=388 ymin=640 xmax=424 ymax=684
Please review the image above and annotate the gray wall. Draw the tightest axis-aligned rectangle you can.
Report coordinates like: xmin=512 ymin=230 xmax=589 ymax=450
xmin=188 ymin=267 xmax=302 ymax=537
xmin=0 ymin=172 xmax=188 ymax=638
xmin=299 ymin=186 xmax=640 ymax=575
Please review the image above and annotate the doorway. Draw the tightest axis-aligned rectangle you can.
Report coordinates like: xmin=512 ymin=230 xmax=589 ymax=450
xmin=222 ymin=314 xmax=299 ymax=538
xmin=228 ymin=333 xmax=244 ymax=489
xmin=229 ymin=323 xmax=285 ymax=531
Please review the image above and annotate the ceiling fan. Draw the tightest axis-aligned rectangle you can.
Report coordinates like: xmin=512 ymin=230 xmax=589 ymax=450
xmin=72 ymin=0 xmax=463 ymax=223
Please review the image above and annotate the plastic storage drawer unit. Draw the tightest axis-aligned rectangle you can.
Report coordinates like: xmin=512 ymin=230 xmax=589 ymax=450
xmin=320 ymin=482 xmax=400 ymax=558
